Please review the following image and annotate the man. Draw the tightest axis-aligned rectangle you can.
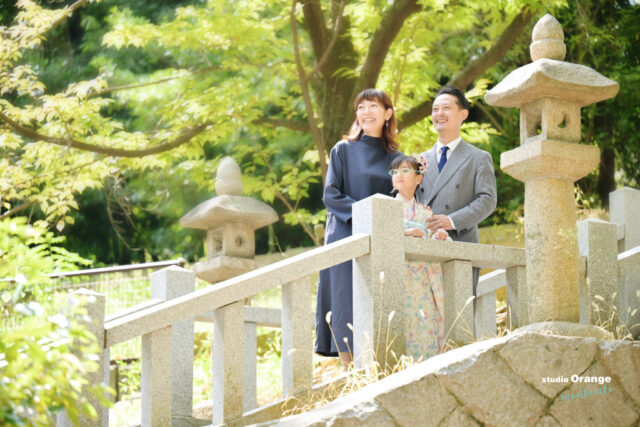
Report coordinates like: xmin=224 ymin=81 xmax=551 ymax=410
xmin=417 ymin=86 xmax=497 ymax=328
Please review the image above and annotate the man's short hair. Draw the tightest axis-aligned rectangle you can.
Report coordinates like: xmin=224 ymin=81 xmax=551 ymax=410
xmin=436 ymin=86 xmax=470 ymax=111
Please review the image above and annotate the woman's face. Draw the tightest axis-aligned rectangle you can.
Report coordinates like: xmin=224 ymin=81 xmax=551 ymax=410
xmin=356 ymin=99 xmax=392 ymax=137
xmin=391 ymin=161 xmax=423 ymax=197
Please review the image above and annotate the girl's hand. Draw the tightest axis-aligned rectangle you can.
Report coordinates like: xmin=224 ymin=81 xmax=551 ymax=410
xmin=434 ymin=228 xmax=449 ymax=240
xmin=404 ymin=228 xmax=425 ymax=237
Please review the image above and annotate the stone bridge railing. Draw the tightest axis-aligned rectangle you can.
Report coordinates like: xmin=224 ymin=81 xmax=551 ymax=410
xmin=57 ymin=187 xmax=640 ymax=427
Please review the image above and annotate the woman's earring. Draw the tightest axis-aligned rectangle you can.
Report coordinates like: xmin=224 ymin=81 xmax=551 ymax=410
xmin=385 ymin=120 xmax=388 ymax=127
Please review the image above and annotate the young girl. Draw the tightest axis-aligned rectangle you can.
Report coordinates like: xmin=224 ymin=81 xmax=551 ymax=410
xmin=389 ymin=155 xmax=448 ymax=360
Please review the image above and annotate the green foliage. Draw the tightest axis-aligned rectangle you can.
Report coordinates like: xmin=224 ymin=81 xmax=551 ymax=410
xmin=115 ymin=359 xmax=141 ymax=398
xmin=0 ymin=297 xmax=113 ymax=426
xmin=0 ymin=216 xmax=109 ymax=425
xmin=0 ymin=217 xmax=91 ymax=317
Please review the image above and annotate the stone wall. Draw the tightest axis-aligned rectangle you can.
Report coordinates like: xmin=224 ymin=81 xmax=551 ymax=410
xmin=270 ymin=332 xmax=640 ymax=426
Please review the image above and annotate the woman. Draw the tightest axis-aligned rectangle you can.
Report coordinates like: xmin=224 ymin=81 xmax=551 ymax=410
xmin=315 ymin=88 xmax=402 ymax=368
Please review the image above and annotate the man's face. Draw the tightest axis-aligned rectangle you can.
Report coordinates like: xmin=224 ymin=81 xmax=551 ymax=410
xmin=431 ymin=94 xmax=468 ymax=135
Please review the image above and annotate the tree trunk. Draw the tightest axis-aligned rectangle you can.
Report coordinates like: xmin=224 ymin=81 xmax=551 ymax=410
xmin=597 ymin=147 xmax=615 ymax=207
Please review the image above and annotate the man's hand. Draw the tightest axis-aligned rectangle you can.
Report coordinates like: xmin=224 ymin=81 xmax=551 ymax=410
xmin=404 ymin=228 xmax=425 ymax=237
xmin=426 ymin=214 xmax=453 ymax=233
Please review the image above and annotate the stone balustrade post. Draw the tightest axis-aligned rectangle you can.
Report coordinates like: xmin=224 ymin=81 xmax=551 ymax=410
xmin=475 ymin=289 xmax=496 ymax=339
xmin=150 ymin=266 xmax=195 ymax=424
xmin=281 ymin=277 xmax=312 ymax=396
xmin=352 ymin=194 xmax=405 ymax=370
xmin=141 ymin=325 xmax=172 ymax=427
xmin=212 ymin=301 xmax=245 ymax=425
xmin=57 ymin=289 xmax=108 ymax=427
xmin=442 ymin=260 xmax=474 ymax=343
xmin=577 ymin=219 xmax=618 ymax=327
xmin=506 ymin=266 xmax=527 ymax=329
xmin=243 ymin=322 xmax=257 ymax=411
xmin=610 ymin=187 xmax=640 ymax=336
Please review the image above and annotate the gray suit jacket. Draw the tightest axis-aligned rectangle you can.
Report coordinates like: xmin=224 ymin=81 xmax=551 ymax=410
xmin=416 ymin=140 xmax=497 ymax=243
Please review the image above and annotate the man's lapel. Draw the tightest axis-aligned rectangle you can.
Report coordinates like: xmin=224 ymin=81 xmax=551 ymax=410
xmin=426 ymin=140 xmax=472 ymax=205
xmin=421 ymin=147 xmax=438 ymax=202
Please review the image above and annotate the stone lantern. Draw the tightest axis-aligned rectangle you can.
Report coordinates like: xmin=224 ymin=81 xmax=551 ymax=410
xmin=485 ymin=15 xmax=618 ymax=329
xmin=179 ymin=157 xmax=278 ymax=283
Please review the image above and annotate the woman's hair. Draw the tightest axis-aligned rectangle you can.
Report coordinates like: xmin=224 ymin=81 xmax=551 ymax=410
xmin=389 ymin=155 xmax=421 ymax=174
xmin=344 ymin=88 xmax=399 ymax=152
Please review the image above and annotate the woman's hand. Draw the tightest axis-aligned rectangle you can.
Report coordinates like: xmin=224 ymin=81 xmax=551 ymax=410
xmin=404 ymin=228 xmax=425 ymax=237
xmin=434 ymin=228 xmax=449 ymax=240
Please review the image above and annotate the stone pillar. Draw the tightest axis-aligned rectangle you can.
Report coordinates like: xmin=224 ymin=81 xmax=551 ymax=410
xmin=485 ymin=14 xmax=618 ymax=327
xmin=243 ymin=322 xmax=257 ymax=411
xmin=212 ymin=301 xmax=245 ymax=425
xmin=475 ymin=289 xmax=496 ymax=339
xmin=141 ymin=326 xmax=172 ymax=427
xmin=150 ymin=266 xmax=195 ymax=424
xmin=577 ymin=219 xmax=618 ymax=327
xmin=610 ymin=187 xmax=640 ymax=335
xmin=352 ymin=194 xmax=405 ymax=370
xmin=281 ymin=277 xmax=312 ymax=396
xmin=525 ymin=178 xmax=581 ymax=321
xmin=443 ymin=260 xmax=474 ymax=343
xmin=57 ymin=289 xmax=108 ymax=427
xmin=506 ymin=266 xmax=528 ymax=329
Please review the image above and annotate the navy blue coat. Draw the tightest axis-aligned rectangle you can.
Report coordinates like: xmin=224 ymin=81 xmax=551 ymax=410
xmin=315 ymin=134 xmax=402 ymax=356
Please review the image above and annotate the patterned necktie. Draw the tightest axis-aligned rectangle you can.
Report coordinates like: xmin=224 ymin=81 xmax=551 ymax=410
xmin=438 ymin=145 xmax=449 ymax=172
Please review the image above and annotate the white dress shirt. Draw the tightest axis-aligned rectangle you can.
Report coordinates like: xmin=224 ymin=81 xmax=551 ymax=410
xmin=433 ymin=136 xmax=462 ymax=230
xmin=435 ymin=136 xmax=462 ymax=164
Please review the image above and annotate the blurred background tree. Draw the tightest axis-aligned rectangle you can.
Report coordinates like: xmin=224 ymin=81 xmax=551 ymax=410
xmin=1 ymin=0 xmax=638 ymax=268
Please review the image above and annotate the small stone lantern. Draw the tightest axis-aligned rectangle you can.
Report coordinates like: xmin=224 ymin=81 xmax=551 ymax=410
xmin=179 ymin=157 xmax=278 ymax=283
xmin=485 ymin=15 xmax=618 ymax=329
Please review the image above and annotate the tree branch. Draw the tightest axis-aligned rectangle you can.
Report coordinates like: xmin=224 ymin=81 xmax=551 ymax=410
xmin=254 ymin=142 xmax=321 ymax=246
xmin=303 ymin=0 xmax=345 ymax=84
xmin=291 ymin=0 xmax=328 ymax=181
xmin=354 ymin=0 xmax=421 ymax=93
xmin=0 ymin=200 xmax=37 ymax=220
xmin=0 ymin=110 xmax=208 ymax=158
xmin=94 ymin=65 xmax=224 ymax=96
xmin=49 ymin=0 xmax=91 ymax=31
xmin=475 ymin=101 xmax=506 ymax=136
xmin=398 ymin=10 xmax=533 ymax=130
xmin=255 ymin=117 xmax=310 ymax=133
xmin=8 ymin=158 xmax=103 ymax=189
xmin=449 ymin=11 xmax=533 ymax=89
xmin=301 ymin=0 xmax=329 ymax=77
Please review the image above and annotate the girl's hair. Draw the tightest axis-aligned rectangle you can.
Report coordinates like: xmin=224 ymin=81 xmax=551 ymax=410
xmin=389 ymin=155 xmax=421 ymax=174
xmin=344 ymin=88 xmax=399 ymax=152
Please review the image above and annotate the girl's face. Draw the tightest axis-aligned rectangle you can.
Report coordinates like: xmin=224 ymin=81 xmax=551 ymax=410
xmin=356 ymin=99 xmax=392 ymax=137
xmin=391 ymin=161 xmax=423 ymax=198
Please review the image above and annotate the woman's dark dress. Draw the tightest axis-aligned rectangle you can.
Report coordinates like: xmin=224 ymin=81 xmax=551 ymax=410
xmin=315 ymin=134 xmax=402 ymax=356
